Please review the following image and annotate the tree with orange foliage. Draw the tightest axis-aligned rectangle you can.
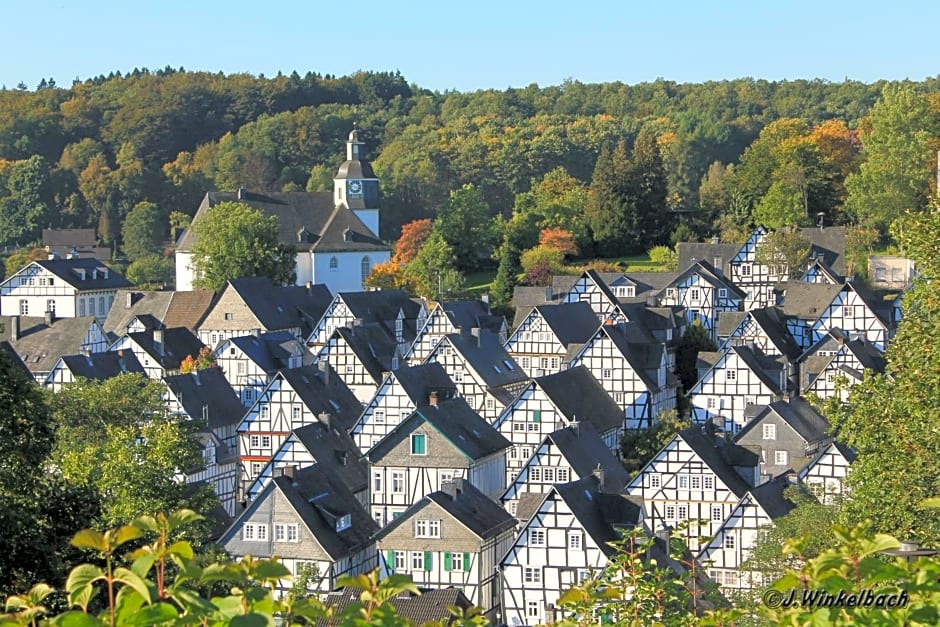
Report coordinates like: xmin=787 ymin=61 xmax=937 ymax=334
xmin=364 ymin=259 xmax=410 ymax=291
xmin=539 ymin=227 xmax=579 ymax=258
xmin=179 ymin=346 xmax=217 ymax=373
xmin=392 ymin=218 xmax=433 ymax=265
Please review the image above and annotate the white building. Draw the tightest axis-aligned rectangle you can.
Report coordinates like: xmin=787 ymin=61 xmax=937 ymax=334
xmin=1 ymin=258 xmax=131 ymax=320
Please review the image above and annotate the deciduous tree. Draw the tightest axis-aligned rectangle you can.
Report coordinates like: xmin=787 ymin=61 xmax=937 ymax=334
xmin=121 ymin=200 xmax=166 ymax=261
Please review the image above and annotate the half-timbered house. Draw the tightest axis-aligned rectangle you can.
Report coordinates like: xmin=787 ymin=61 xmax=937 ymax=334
xmin=108 ymin=326 xmax=205 ymax=379
xmin=500 ymin=422 xmax=630 ymax=519
xmin=406 ymin=299 xmax=505 ymax=364
xmin=164 ymin=367 xmax=245 ymax=516
xmin=424 ymin=332 xmax=528 ymax=422
xmin=500 ymin=475 xmax=644 ymax=626
xmin=689 ymin=345 xmax=786 ymax=434
xmin=808 ymin=280 xmax=893 ymax=351
xmin=718 ymin=307 xmax=804 ymax=364
xmin=317 ymin=322 xmax=398 ymax=403
xmin=799 ymin=331 xmax=886 ymax=401
xmin=44 ymin=349 xmax=145 ymax=391
xmin=800 ymin=258 xmax=843 ymax=284
xmin=557 ymin=269 xmax=630 ymax=326
xmin=0 ymin=258 xmax=131 ymax=320
xmin=307 ymin=289 xmax=425 ymax=351
xmin=1 ymin=314 xmax=109 ymax=382
xmin=504 ymin=301 xmax=599 ymax=378
xmin=350 ymin=362 xmax=456 ymax=452
xmin=493 ymin=366 xmax=626 ymax=486
xmin=214 ymin=331 xmax=311 ymax=406
xmin=366 ymin=396 xmax=511 ymax=526
xmin=798 ymin=441 xmax=855 ymax=505
xmin=655 ymin=260 xmax=745 ymax=341
xmin=219 ymin=464 xmax=379 ymax=596
xmin=246 ymin=421 xmax=368 ymax=509
xmin=236 ymin=363 xmax=362 ymax=500
xmin=375 ymin=479 xmax=516 ymax=618
xmin=625 ymin=426 xmax=759 ymax=552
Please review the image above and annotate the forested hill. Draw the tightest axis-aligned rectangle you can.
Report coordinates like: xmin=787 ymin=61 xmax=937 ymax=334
xmin=1 ymin=68 xmax=938 ymax=251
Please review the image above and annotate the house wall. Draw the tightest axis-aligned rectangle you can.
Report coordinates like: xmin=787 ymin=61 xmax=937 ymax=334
xmin=311 ymin=250 xmax=390 ymax=294
xmin=351 ymin=372 xmax=418 ymax=452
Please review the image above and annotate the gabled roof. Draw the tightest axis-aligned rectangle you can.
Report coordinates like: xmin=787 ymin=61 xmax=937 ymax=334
xmin=162 ymin=290 xmax=218 ymax=330
xmin=801 ymin=258 xmax=844 ymax=284
xmin=717 ymin=311 xmax=747 ymax=339
xmin=378 ymin=479 xmax=516 ymax=542
xmin=736 ymin=397 xmax=830 ymax=445
xmin=445 ymin=332 xmax=527 ymax=389
xmin=798 ymin=226 xmax=847 ymax=276
xmin=845 ymin=279 xmax=892 ymax=328
xmin=535 ymin=366 xmax=625 ymax=434
xmin=225 ymin=278 xmax=333 ymax=335
xmin=617 ymin=272 xmax=680 ymax=302
xmin=748 ymin=474 xmax=798 ymax=520
xmin=339 ymin=290 xmax=424 ymax=327
xmin=25 ymin=258 xmax=132 ymax=290
xmin=318 ymin=587 xmax=472 ymax=627
xmin=164 ymin=367 xmax=245 ymax=430
xmin=278 ymin=364 xmax=363 ymax=433
xmin=432 ymin=299 xmax=493 ymax=331
xmin=678 ymin=427 xmax=759 ymax=498
xmin=178 ymin=190 xmax=386 ymax=253
xmin=333 ymin=323 xmax=396 ymax=383
xmin=799 ymin=440 xmax=857 ymax=480
xmin=532 ymin=301 xmax=600 ymax=346
xmin=727 ymin=345 xmax=785 ymax=394
xmin=227 ymin=330 xmax=309 ymax=373
xmin=546 ymin=422 xmax=631 ymax=493
xmin=736 ymin=307 xmax=803 ymax=361
xmin=391 ymin=362 xmax=457 ymax=406
xmin=368 ymin=397 xmax=511 ymax=463
xmin=662 ymin=259 xmax=746 ymax=299
xmin=776 ymin=281 xmax=843 ymax=320
xmin=223 ymin=464 xmax=377 ymax=561
xmin=593 ymin=323 xmax=661 ymax=389
xmin=103 ymin=290 xmax=174 ymax=339
xmin=554 ymin=475 xmax=642 ymax=558
xmin=1 ymin=316 xmax=102 ymax=374
xmin=56 ymin=350 xmax=145 ymax=381
xmin=124 ymin=327 xmax=205 ymax=372
xmin=677 ymin=241 xmax=742 ymax=275
xmin=290 ymin=421 xmax=369 ymax=494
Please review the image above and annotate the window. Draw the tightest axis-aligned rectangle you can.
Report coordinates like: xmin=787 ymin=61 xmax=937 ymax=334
xmin=244 ymin=388 xmax=254 ymax=403
xmin=678 ymin=475 xmax=689 ymax=489
xmin=540 ymin=357 xmax=549 ymax=370
xmin=223 ymin=312 xmax=234 ymax=321
xmin=827 ymin=373 xmax=837 ymax=384
xmin=78 ymin=299 xmax=85 ymax=316
xmin=520 ymin=357 xmax=530 ymax=369
xmin=261 ymin=436 xmax=271 ymax=449
xmin=648 ymin=473 xmax=661 ymax=489
xmin=394 ymin=551 xmax=407 ymax=571
xmin=523 ymin=567 xmax=541 ymax=584
xmin=274 ymin=523 xmax=299 ymax=542
xmin=453 ymin=370 xmax=463 ymax=382
xmin=19 ymin=299 xmax=28 ymax=316
xmin=741 ymin=264 xmax=751 ymax=277
xmin=46 ymin=299 xmax=55 ymax=315
xmin=291 ymin=405 xmax=301 ymax=422
xmin=602 ymin=368 xmax=612 ymax=379
xmin=707 ymin=397 xmax=716 ymax=409
xmin=243 ymin=523 xmax=267 ymax=541
xmin=724 ymin=533 xmax=735 ymax=549
xmin=251 ymin=462 xmax=263 ymax=477
xmin=557 ymin=468 xmax=569 ymax=482
xmin=485 ymin=397 xmax=495 ymax=410
xmin=527 ymin=601 xmax=540 ymax=619
xmin=543 ymin=468 xmax=554 ymax=482
xmin=677 ymin=505 xmax=688 ymax=519
xmin=392 ymin=472 xmax=404 ymax=493
xmin=449 ymin=552 xmax=465 ymax=571
xmin=703 ymin=476 xmax=714 ymax=490
xmin=774 ymin=450 xmax=788 ymax=466
xmin=530 ymin=529 xmax=546 ymax=546
xmin=415 ymin=519 xmax=441 ymax=538
xmin=373 ymin=472 xmax=382 ymax=493
xmin=842 ymin=305 xmax=855 ymax=317
xmin=712 ymin=506 xmax=723 ymax=522
xmin=718 ymin=288 xmax=728 ymax=298
xmin=513 ymin=422 xmax=525 ymax=431
xmin=237 ymin=361 xmax=246 ymax=375
xmin=374 ymin=410 xmax=385 ymax=424
xmin=550 ymin=357 xmax=560 ymax=370
xmin=726 ymin=369 xmax=736 ymax=382
xmin=411 ymin=434 xmax=427 ymax=455
xmin=568 ymin=531 xmax=582 ymax=549
xmin=666 ymin=288 xmax=677 ymax=299
xmin=690 ymin=288 xmax=701 ymax=301
xmin=530 ymin=467 xmax=542 ymax=481
xmin=250 ymin=435 xmax=260 ymax=448
xmin=526 ymin=422 xmax=539 ymax=432
xmin=690 ymin=475 xmax=702 ymax=490
xmin=411 ymin=552 xmax=425 ymax=571
xmin=98 ymin=296 xmax=105 ymax=314
xmin=762 ymin=424 xmax=776 ymax=440
xmin=361 ymin=256 xmax=371 ymax=283
xmin=329 ymin=257 xmax=338 ymax=271
xmin=665 ymin=505 xmax=676 ymax=520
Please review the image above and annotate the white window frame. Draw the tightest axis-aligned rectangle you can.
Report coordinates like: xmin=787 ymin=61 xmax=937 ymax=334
xmin=774 ymin=450 xmax=788 ymax=466
xmin=763 ymin=424 xmax=776 ymax=440
xmin=530 ymin=529 xmax=546 ymax=546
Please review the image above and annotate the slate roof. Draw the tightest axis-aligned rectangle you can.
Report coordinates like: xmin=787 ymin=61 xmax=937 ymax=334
xmin=801 ymin=258 xmax=844 ymax=284
xmin=679 ymin=426 xmax=759 ymax=498
xmin=1 ymin=316 xmax=101 ymax=374
xmin=618 ymin=271 xmax=680 ymax=302
xmin=445 ymin=332 xmax=527 ymax=390
xmin=535 ymin=366 xmax=625 ymax=434
xmin=433 ymin=299 xmax=493 ymax=331
xmin=511 ymin=286 xmax=556 ymax=316
xmin=55 ymin=350 xmax=145 ymax=381
xmin=392 ymin=363 xmax=458 ymax=406
xmin=333 ymin=323 xmax=397 ymax=383
xmin=368 ymin=397 xmax=511 ymax=463
xmin=595 ymin=324 xmax=661 ymax=389
xmin=290 ymin=421 xmax=369 ymax=495
xmin=554 ymin=475 xmax=643 ymax=558
xmin=728 ymin=345 xmax=785 ymax=394
xmin=378 ymin=480 xmax=516 ymax=542
xmin=103 ymin=291 xmax=174 ymax=339
xmin=339 ymin=290 xmax=424 ymax=331
xmin=735 ymin=308 xmax=804 ymax=361
xmin=178 ymin=191 xmax=387 ymax=253
xmin=318 ymin=587 xmax=472 ymax=627
xmin=0 ymin=340 xmax=31 ymax=378
xmin=798 ymin=226 xmax=847 ymax=276
xmin=748 ymin=474 xmax=797 ymax=520
xmin=30 ymin=258 xmax=131 ymax=290
xmin=678 ymin=241 xmax=741 ymax=275
xmin=227 ymin=330 xmax=310 ymax=373
xmin=775 ymin=281 xmax=842 ymax=320
xmin=164 ymin=367 xmax=245 ymax=430
xmin=43 ymin=228 xmax=96 ymax=247
xmin=124 ymin=327 xmax=205 ymax=372
xmin=532 ymin=301 xmax=601 ymax=346
xmin=663 ymin=260 xmax=747 ymax=300
xmin=717 ymin=311 xmax=747 ymax=339
xmin=846 ymin=279 xmax=892 ymax=328
xmin=737 ymin=397 xmax=830 ymax=445
xmin=546 ymin=422 xmax=631 ymax=493
xmin=224 ymin=278 xmax=333 ymax=336
xmin=162 ymin=290 xmax=218 ymax=330
xmin=278 ymin=364 xmax=364 ymax=433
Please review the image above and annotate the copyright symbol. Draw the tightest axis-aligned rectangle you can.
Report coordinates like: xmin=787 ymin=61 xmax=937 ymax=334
xmin=763 ymin=589 xmax=785 ymax=608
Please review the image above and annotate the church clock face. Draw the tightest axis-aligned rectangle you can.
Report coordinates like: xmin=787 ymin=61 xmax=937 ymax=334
xmin=348 ymin=179 xmax=363 ymax=197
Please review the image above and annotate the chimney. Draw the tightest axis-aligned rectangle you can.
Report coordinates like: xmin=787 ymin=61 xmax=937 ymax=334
xmin=337 ymin=450 xmax=349 ymax=466
xmin=592 ymin=463 xmax=605 ymax=487
xmin=10 ymin=315 xmax=19 ymax=341
xmin=45 ymin=309 xmax=54 ymax=326
xmin=278 ymin=465 xmax=297 ymax=480
xmin=125 ymin=292 xmax=133 ymax=308
xmin=92 ymin=268 xmax=97 ymax=280
xmin=429 ymin=390 xmax=438 ymax=407
xmin=545 ymin=286 xmax=553 ymax=303
xmin=193 ymin=371 xmax=201 ymax=386
xmin=480 ymin=292 xmax=490 ymax=309
xmin=103 ymin=268 xmax=109 ymax=280
xmin=318 ymin=411 xmax=332 ymax=429
xmin=711 ymin=235 xmax=720 ymax=244
xmin=441 ymin=478 xmax=462 ymax=499
xmin=252 ymin=328 xmax=261 ymax=338
xmin=569 ymin=419 xmax=579 ymax=436
xmin=319 ymin=359 xmax=330 ymax=385
xmin=237 ymin=187 xmax=247 ymax=200
xmin=153 ymin=328 xmax=165 ymax=357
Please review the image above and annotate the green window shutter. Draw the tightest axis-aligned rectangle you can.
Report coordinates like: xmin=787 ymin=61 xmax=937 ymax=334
xmin=532 ymin=410 xmax=541 ymax=423
xmin=463 ymin=552 xmax=471 ymax=572
xmin=424 ymin=551 xmax=432 ymax=571
xmin=386 ymin=550 xmax=395 ymax=574
xmin=444 ymin=551 xmax=452 ymax=571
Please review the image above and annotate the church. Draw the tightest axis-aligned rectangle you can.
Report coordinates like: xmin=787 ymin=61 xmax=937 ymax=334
xmin=175 ymin=129 xmax=391 ymax=293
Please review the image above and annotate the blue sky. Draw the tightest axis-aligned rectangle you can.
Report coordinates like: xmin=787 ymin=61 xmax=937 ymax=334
xmin=2 ymin=0 xmax=938 ymax=92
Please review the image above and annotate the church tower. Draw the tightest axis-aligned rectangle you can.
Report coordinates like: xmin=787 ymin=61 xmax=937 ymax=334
xmin=333 ymin=128 xmax=380 ymax=237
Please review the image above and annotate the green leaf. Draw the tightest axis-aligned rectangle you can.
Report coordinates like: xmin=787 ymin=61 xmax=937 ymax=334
xmin=122 ymin=602 xmax=180 ymax=626
xmin=167 ymin=588 xmax=215 ymax=615
xmin=65 ymin=564 xmax=104 ymax=609
xmin=131 ymin=515 xmax=160 ymax=533
xmin=922 ymin=497 xmax=940 ymax=509
xmin=113 ymin=567 xmax=153 ymax=604
xmin=167 ymin=540 xmax=194 ymax=560
xmin=130 ymin=553 xmax=157 ymax=579
xmin=168 ymin=509 xmax=203 ymax=531
xmin=70 ymin=530 xmax=106 ymax=552
xmin=228 ymin=614 xmax=271 ymax=627
xmin=250 ymin=560 xmax=291 ymax=581
xmin=49 ymin=611 xmax=105 ymax=627
xmin=114 ymin=585 xmax=146 ymax=625
xmin=112 ymin=525 xmax=144 ymax=548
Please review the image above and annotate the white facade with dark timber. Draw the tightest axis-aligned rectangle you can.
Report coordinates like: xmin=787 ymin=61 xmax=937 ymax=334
xmin=625 ymin=428 xmax=758 ymax=553
xmin=809 ymin=281 xmax=891 ymax=351
xmin=558 ymin=269 xmax=629 ymax=326
xmin=0 ymin=259 xmax=131 ymax=320
xmin=656 ymin=260 xmax=744 ymax=341
xmin=405 ymin=300 xmax=501 ymax=364
xmin=214 ymin=331 xmax=308 ymax=407
xmin=800 ymin=332 xmax=886 ymax=402
xmin=728 ymin=227 xmax=789 ymax=310
xmin=798 ymin=441 xmax=855 ymax=505
xmin=503 ymin=302 xmax=598 ymax=378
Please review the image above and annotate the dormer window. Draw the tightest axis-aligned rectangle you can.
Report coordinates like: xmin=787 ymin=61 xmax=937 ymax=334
xmin=336 ymin=514 xmax=351 ymax=532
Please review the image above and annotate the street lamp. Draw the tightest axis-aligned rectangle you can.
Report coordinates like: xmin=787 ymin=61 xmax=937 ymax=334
xmin=881 ymin=541 xmax=939 ymax=564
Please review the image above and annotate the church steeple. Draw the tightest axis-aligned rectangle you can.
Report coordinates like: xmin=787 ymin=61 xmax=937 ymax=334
xmin=334 ymin=127 xmax=380 ymax=238
xmin=347 ymin=127 xmax=364 ymax=161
